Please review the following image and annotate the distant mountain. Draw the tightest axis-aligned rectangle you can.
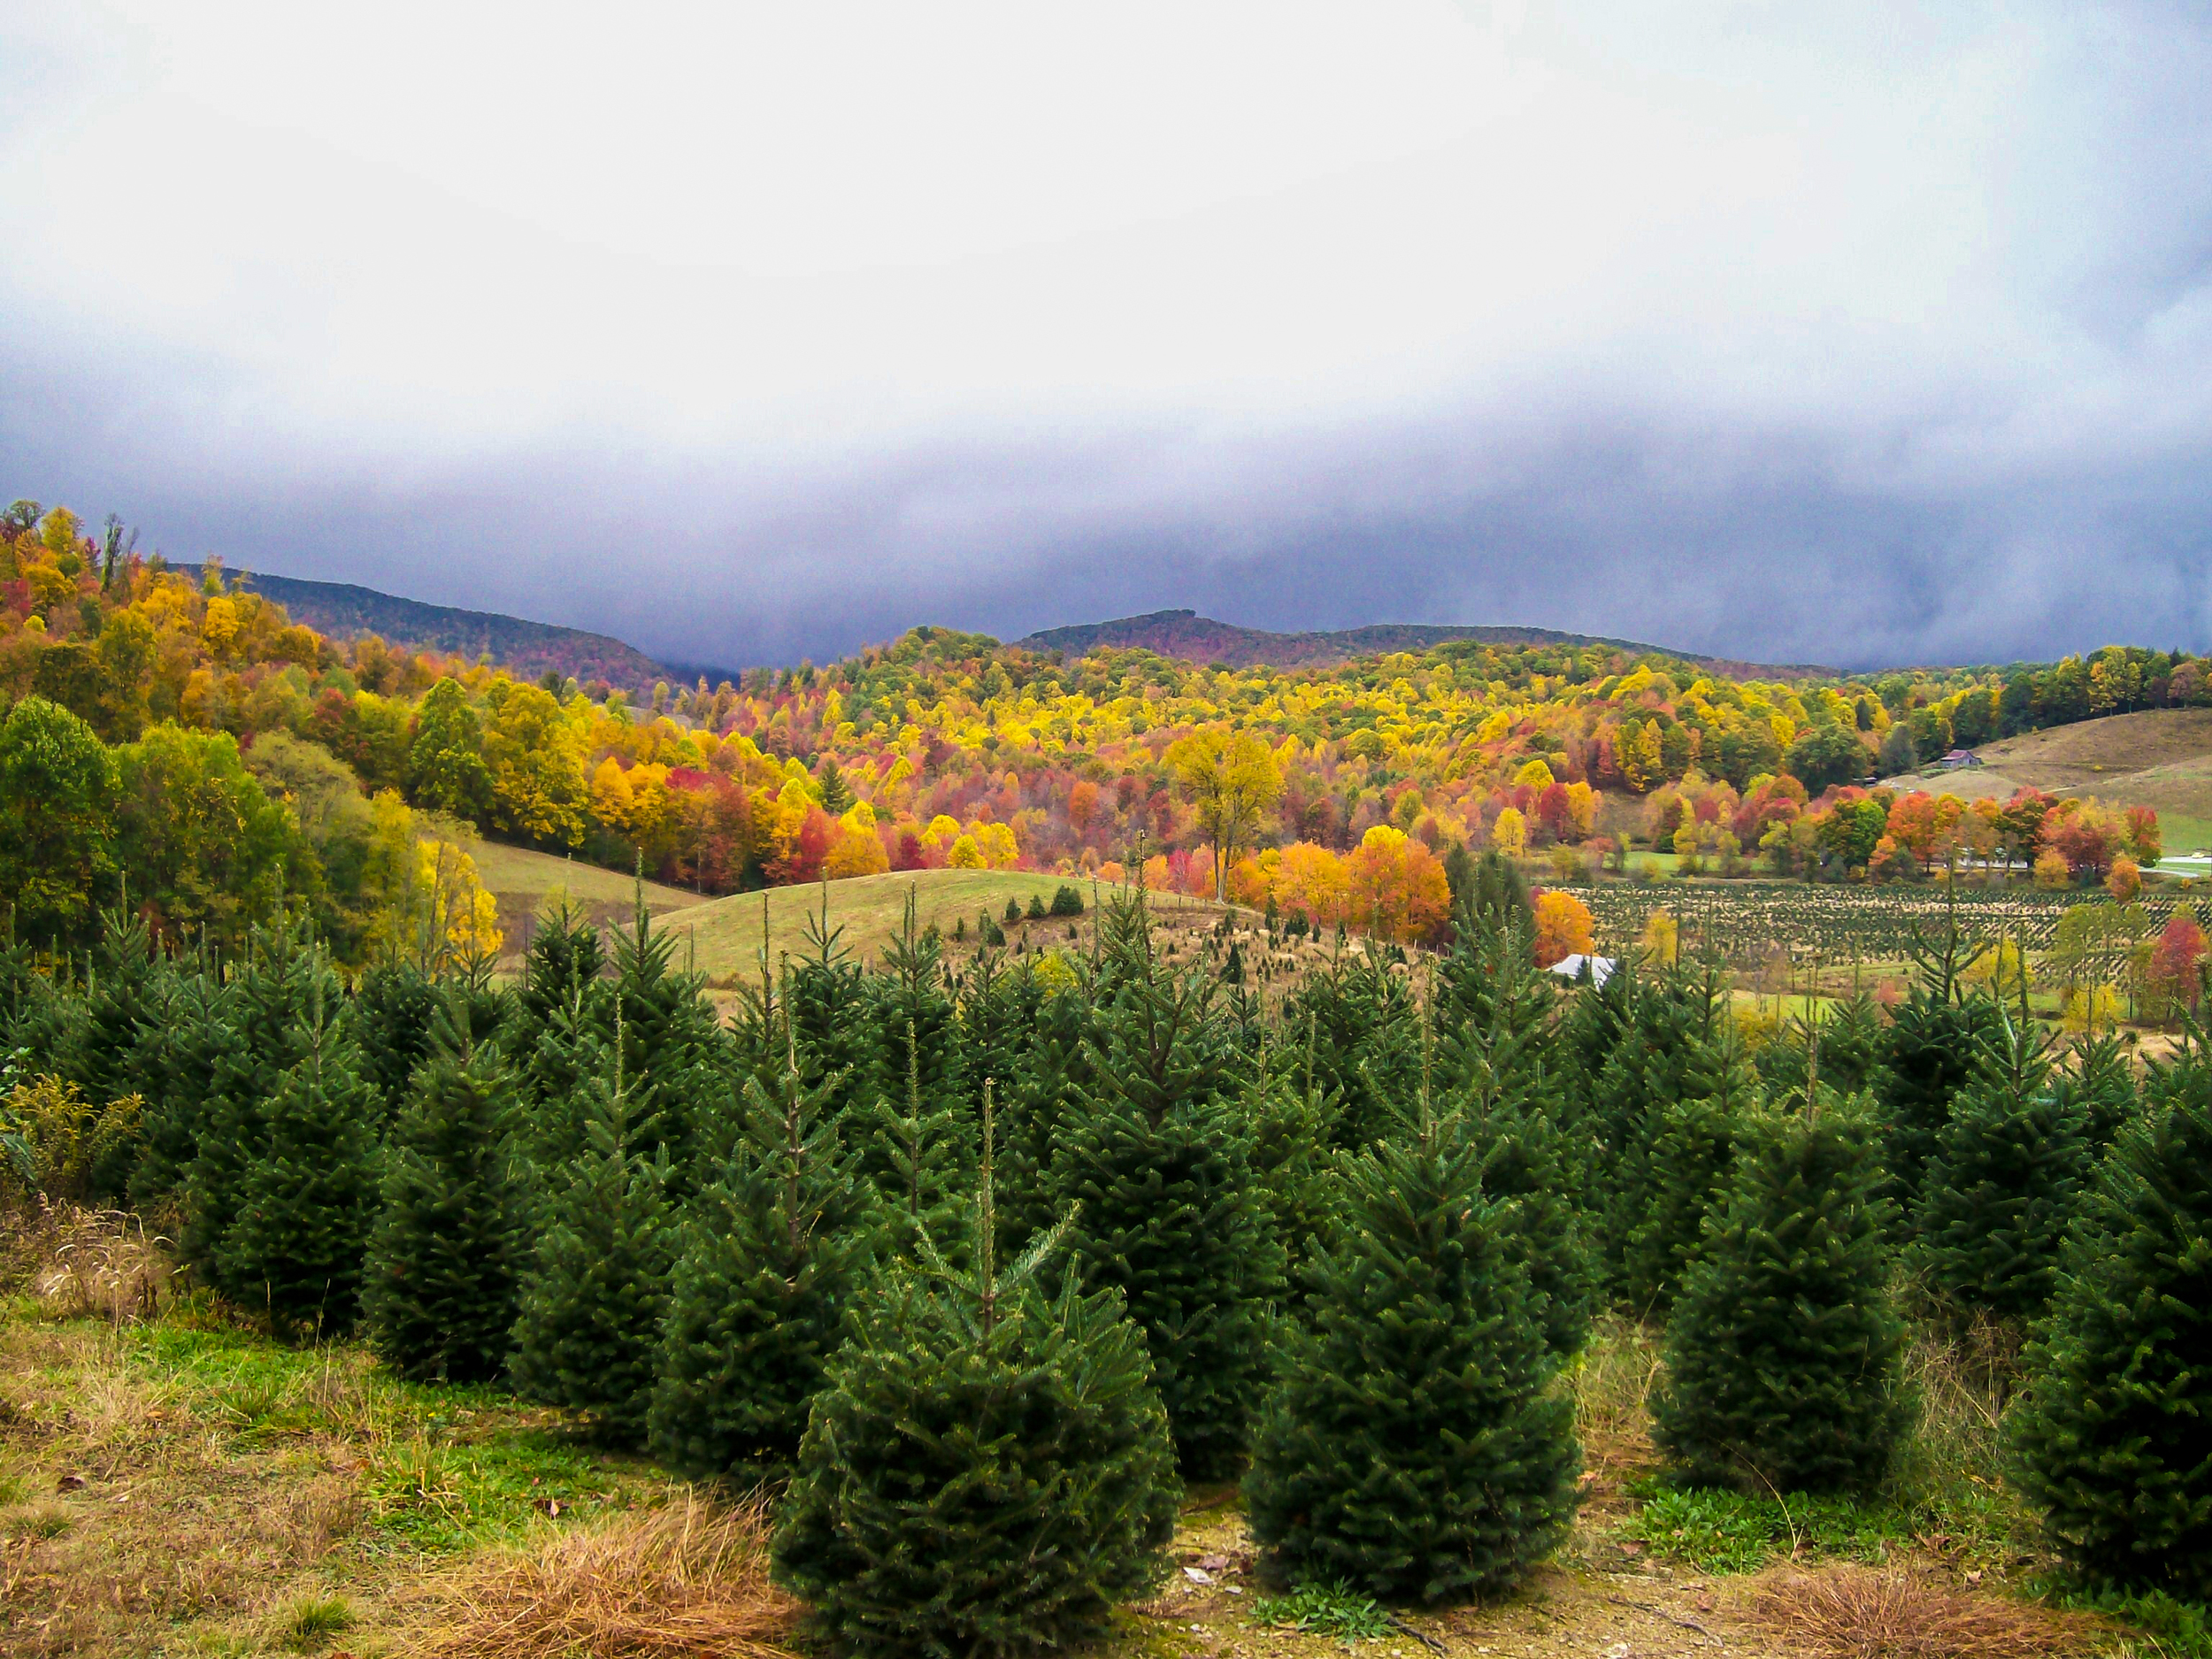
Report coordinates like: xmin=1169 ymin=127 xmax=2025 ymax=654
xmin=1016 ymin=609 xmax=1828 ymax=677
xmin=196 ymin=566 xmax=692 ymax=688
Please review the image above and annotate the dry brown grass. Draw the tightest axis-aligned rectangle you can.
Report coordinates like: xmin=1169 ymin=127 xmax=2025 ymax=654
xmin=401 ymin=1494 xmax=801 ymax=1659
xmin=1744 ymin=1563 xmax=2108 ymax=1659
xmin=1573 ymin=1315 xmax=1663 ymax=1486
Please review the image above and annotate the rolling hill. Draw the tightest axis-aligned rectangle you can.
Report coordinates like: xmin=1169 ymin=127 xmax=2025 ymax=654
xmin=1015 ymin=609 xmax=1830 ymax=677
xmin=1891 ymin=708 xmax=2212 ymax=855
xmin=196 ymin=565 xmax=685 ymax=689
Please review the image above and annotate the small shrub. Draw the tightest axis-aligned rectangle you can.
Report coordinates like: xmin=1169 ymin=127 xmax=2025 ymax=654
xmin=1048 ymin=884 xmax=1085 ymax=917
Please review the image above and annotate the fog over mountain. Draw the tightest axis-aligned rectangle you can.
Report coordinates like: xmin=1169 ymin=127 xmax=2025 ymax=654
xmin=4 ymin=4 xmax=2209 ymax=670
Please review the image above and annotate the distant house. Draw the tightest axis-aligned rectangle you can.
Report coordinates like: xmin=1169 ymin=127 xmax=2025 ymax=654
xmin=1547 ymin=954 xmax=1615 ymax=987
xmin=1939 ymin=749 xmax=1984 ymax=771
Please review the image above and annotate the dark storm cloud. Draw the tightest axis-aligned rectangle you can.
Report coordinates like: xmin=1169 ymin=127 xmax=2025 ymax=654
xmin=5 ymin=4 xmax=2212 ymax=672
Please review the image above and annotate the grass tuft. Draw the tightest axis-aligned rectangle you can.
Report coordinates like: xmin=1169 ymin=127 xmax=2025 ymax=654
xmin=1747 ymin=1563 xmax=2107 ymax=1658
xmin=276 ymin=1592 xmax=356 ymax=1650
xmin=401 ymin=1493 xmax=799 ymax=1659
xmin=1248 ymin=1581 xmax=1394 ymax=1644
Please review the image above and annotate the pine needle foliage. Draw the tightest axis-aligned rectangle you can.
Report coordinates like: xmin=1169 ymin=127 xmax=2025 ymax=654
xmin=1653 ymin=1093 xmax=1909 ymax=1495
xmin=1244 ymin=1074 xmax=1580 ymax=1603
xmin=1048 ymin=895 xmax=1284 ymax=1479
xmin=2009 ymin=1045 xmax=2212 ymax=1598
xmin=773 ymin=1091 xmax=1179 ymax=1659
xmin=509 ymin=1023 xmax=679 ymax=1446
xmin=650 ymin=1031 xmax=878 ymax=1479
xmin=363 ymin=996 xmax=528 ymax=1382
xmin=1913 ymin=1007 xmax=2093 ymax=1324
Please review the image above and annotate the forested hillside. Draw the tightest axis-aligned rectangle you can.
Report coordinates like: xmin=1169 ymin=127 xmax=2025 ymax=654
xmin=0 ymin=496 xmax=2194 ymax=972
xmin=195 ymin=565 xmax=676 ymax=690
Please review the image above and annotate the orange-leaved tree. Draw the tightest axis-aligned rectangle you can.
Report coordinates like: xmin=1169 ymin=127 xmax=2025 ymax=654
xmin=1532 ymin=889 xmax=1594 ymax=968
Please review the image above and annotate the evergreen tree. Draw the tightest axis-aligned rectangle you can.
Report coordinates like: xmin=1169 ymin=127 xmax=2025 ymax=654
xmin=1244 ymin=1087 xmax=1579 ymax=1602
xmin=650 ymin=1037 xmax=878 ymax=1479
xmin=1653 ymin=1095 xmax=1908 ymax=1494
xmin=1433 ymin=909 xmax=1595 ymax=1354
xmin=1048 ymin=897 xmax=1284 ymax=1479
xmin=846 ymin=1023 xmax=972 ymax=1261
xmin=354 ymin=959 xmax=439 ymax=1118
xmin=128 ymin=958 xmax=234 ymax=1205
xmin=606 ymin=890 xmax=728 ymax=1179
xmin=509 ymin=1033 xmax=679 ymax=1445
xmin=773 ymin=1110 xmax=1178 ymax=1657
xmin=1876 ymin=988 xmax=2004 ymax=1213
xmin=65 ymin=905 xmax=163 ymax=1198
xmin=180 ymin=924 xmax=330 ymax=1292
xmin=787 ymin=886 xmax=875 ymax=1120
xmin=510 ymin=896 xmax=607 ymax=1112
xmin=1617 ymin=1087 xmax=1747 ymax=1318
xmin=1282 ymin=946 xmax=1422 ymax=1148
xmin=2059 ymin=1032 xmax=2139 ymax=1153
xmin=1913 ymin=1010 xmax=2093 ymax=1324
xmin=2009 ymin=1049 xmax=2212 ymax=1597
xmin=362 ymin=997 xmax=528 ymax=1382
xmin=219 ymin=967 xmax=381 ymax=1338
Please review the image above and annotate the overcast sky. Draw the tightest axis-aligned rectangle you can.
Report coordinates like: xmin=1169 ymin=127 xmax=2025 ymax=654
xmin=4 ymin=3 xmax=2209 ymax=671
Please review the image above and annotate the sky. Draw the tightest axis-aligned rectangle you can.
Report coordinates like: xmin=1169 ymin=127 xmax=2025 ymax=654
xmin=4 ymin=1 xmax=2210 ymax=672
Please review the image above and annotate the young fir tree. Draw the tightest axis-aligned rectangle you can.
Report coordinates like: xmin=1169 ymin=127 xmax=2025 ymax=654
xmin=1244 ymin=1074 xmax=1580 ymax=1602
xmin=511 ymin=896 xmax=607 ymax=1100
xmin=1282 ymin=945 xmax=1423 ymax=1149
xmin=219 ymin=964 xmax=382 ymax=1338
xmin=2008 ymin=1049 xmax=2212 ymax=1597
xmin=1048 ymin=896 xmax=1285 ymax=1479
xmin=2059 ymin=1032 xmax=2139 ymax=1154
xmin=180 ymin=924 xmax=334 ymax=1295
xmin=1432 ymin=908 xmax=1596 ymax=1354
xmin=1591 ymin=964 xmax=1747 ymax=1299
xmin=508 ymin=1024 xmax=679 ymax=1446
xmin=1617 ymin=1081 xmax=1748 ymax=1319
xmin=1653 ymin=1092 xmax=1909 ymax=1494
xmin=1876 ymin=987 xmax=2005 ymax=1214
xmin=362 ymin=997 xmax=528 ymax=1382
xmin=650 ymin=1028 xmax=878 ymax=1479
xmin=605 ymin=888 xmax=728 ymax=1181
xmin=128 ymin=957 xmax=234 ymax=1205
xmin=1913 ymin=1006 xmax=2093 ymax=1324
xmin=787 ymin=886 xmax=876 ymax=1121
xmin=354 ymin=960 xmax=440 ymax=1119
xmin=63 ymin=904 xmax=159 ymax=1196
xmin=772 ymin=1096 xmax=1178 ymax=1657
xmin=845 ymin=1022 xmax=972 ymax=1262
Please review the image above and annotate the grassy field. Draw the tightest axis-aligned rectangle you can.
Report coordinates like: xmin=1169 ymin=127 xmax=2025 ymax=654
xmin=655 ymin=869 xmax=1231 ymax=984
xmin=0 ymin=1210 xmax=2121 ymax=1659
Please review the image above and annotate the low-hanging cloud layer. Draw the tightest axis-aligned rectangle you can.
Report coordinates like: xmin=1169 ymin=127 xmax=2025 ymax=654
xmin=4 ymin=2 xmax=2209 ymax=671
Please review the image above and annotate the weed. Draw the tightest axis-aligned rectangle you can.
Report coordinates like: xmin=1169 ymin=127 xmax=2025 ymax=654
xmin=1621 ymin=1481 xmax=1911 ymax=1573
xmin=0 ymin=1468 xmax=26 ymax=1505
xmin=1249 ymin=1581 xmax=1394 ymax=1643
xmin=2044 ymin=1586 xmax=2212 ymax=1659
xmin=3 ymin=1502 xmax=72 ymax=1539
xmin=277 ymin=1592 xmax=356 ymax=1650
xmin=1571 ymin=1315 xmax=1663 ymax=1479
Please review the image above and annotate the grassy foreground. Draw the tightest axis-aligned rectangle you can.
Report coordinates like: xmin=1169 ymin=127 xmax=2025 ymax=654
xmin=0 ymin=1209 xmax=2148 ymax=1659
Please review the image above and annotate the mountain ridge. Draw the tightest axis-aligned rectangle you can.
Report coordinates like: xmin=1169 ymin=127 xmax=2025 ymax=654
xmin=1015 ymin=608 xmax=1832 ymax=677
xmin=192 ymin=565 xmax=693 ymax=689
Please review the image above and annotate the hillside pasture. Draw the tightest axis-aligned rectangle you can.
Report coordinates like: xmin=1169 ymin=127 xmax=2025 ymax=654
xmin=469 ymin=841 xmax=709 ymax=950
xmin=657 ymin=868 xmax=1236 ymax=984
xmin=1889 ymin=709 xmax=2212 ymax=854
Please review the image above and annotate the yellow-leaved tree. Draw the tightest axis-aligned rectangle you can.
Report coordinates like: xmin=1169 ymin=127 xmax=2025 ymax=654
xmin=1166 ymin=727 xmax=1283 ymax=901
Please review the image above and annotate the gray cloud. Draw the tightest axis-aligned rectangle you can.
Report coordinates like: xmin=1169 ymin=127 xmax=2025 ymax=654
xmin=4 ymin=4 xmax=2211 ymax=672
